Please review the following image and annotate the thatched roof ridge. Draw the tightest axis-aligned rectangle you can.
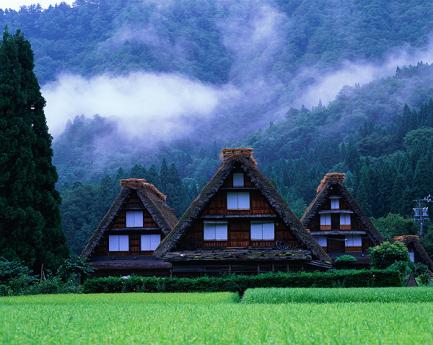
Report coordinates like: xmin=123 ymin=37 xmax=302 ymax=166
xmin=301 ymin=174 xmax=384 ymax=244
xmin=393 ymin=235 xmax=433 ymax=271
xmin=81 ymin=181 xmax=177 ymax=258
xmin=154 ymin=153 xmax=331 ymax=263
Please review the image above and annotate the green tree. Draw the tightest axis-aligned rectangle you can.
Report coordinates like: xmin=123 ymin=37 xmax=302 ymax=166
xmin=369 ymin=241 xmax=409 ymax=269
xmin=0 ymin=30 xmax=68 ymax=271
xmin=372 ymin=213 xmax=418 ymax=240
xmin=16 ymin=31 xmax=68 ymax=269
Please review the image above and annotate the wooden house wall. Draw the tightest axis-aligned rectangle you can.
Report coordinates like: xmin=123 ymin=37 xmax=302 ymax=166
xmin=91 ymin=191 xmax=165 ymax=257
xmin=176 ymin=171 xmax=302 ymax=250
xmin=307 ymin=188 xmax=375 ymax=254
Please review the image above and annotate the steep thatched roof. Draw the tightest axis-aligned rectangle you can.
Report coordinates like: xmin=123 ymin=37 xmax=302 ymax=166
xmin=394 ymin=235 xmax=433 ymax=271
xmin=301 ymin=173 xmax=383 ymax=244
xmin=81 ymin=179 xmax=177 ymax=258
xmin=154 ymin=149 xmax=331 ymax=263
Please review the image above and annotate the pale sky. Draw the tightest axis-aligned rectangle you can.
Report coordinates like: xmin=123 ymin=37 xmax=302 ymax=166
xmin=0 ymin=0 xmax=73 ymax=10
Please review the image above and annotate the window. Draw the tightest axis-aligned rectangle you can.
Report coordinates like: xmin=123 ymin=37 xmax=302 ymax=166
xmin=340 ymin=214 xmax=351 ymax=225
xmin=204 ymin=222 xmax=228 ymax=241
xmin=126 ymin=210 xmax=143 ymax=227
xmin=233 ymin=173 xmax=245 ymax=187
xmin=316 ymin=236 xmax=327 ymax=247
xmin=251 ymin=222 xmax=275 ymax=240
xmin=227 ymin=192 xmax=250 ymax=210
xmin=320 ymin=215 xmax=331 ymax=226
xmin=141 ymin=234 xmax=161 ymax=251
xmin=109 ymin=235 xmax=129 ymax=251
xmin=330 ymin=198 xmax=340 ymax=209
xmin=346 ymin=235 xmax=361 ymax=247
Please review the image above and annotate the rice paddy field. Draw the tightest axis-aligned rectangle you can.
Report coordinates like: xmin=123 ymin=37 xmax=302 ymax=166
xmin=1 ymin=289 xmax=432 ymax=345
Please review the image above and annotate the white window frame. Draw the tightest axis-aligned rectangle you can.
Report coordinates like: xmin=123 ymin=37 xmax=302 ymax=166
xmin=126 ymin=210 xmax=144 ymax=228
xmin=340 ymin=214 xmax=351 ymax=225
xmin=345 ymin=235 xmax=361 ymax=247
xmin=109 ymin=235 xmax=129 ymax=252
xmin=330 ymin=198 xmax=340 ymax=210
xmin=233 ymin=173 xmax=245 ymax=187
xmin=250 ymin=222 xmax=275 ymax=241
xmin=227 ymin=192 xmax=250 ymax=210
xmin=203 ymin=222 xmax=228 ymax=241
xmin=141 ymin=234 xmax=161 ymax=251
xmin=320 ymin=214 xmax=331 ymax=226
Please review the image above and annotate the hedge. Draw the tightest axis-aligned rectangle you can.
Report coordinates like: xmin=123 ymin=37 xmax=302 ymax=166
xmin=83 ymin=269 xmax=401 ymax=294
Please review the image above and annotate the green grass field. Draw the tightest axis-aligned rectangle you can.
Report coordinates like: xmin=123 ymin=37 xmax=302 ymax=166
xmin=242 ymin=287 xmax=433 ymax=303
xmin=1 ymin=289 xmax=432 ymax=345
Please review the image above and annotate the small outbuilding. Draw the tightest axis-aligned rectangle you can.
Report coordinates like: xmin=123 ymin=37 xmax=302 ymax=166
xmin=393 ymin=235 xmax=433 ymax=271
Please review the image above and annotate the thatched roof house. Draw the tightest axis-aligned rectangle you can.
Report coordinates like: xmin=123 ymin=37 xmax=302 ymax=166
xmin=81 ymin=178 xmax=177 ymax=276
xmin=394 ymin=235 xmax=433 ymax=271
xmin=155 ymin=148 xmax=331 ymax=275
xmin=301 ymin=173 xmax=383 ymax=266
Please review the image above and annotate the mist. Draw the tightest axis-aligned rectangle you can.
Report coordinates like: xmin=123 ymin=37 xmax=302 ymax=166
xmin=298 ymin=39 xmax=433 ymax=107
xmin=40 ymin=0 xmax=433 ymax=145
xmin=43 ymin=73 xmax=237 ymax=139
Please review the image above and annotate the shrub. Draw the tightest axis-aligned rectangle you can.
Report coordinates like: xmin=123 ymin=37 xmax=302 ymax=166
xmin=334 ymin=255 xmax=357 ymax=269
xmin=416 ymin=273 xmax=431 ymax=286
xmin=413 ymin=263 xmax=429 ymax=277
xmin=388 ymin=261 xmax=413 ymax=285
xmin=83 ymin=270 xmax=401 ymax=294
xmin=369 ymin=241 xmax=409 ymax=269
xmin=0 ymin=258 xmax=36 ymax=294
xmin=57 ymin=256 xmax=94 ymax=283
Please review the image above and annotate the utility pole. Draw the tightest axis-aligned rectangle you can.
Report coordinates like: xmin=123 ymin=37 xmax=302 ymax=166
xmin=413 ymin=194 xmax=432 ymax=238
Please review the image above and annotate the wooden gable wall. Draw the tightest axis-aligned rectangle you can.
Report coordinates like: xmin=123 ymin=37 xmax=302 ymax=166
xmin=176 ymin=170 xmax=302 ymax=250
xmin=90 ymin=191 xmax=165 ymax=257
xmin=307 ymin=185 xmax=375 ymax=254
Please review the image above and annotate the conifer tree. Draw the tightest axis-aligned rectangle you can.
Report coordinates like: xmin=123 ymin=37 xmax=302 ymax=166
xmin=0 ymin=30 xmax=68 ymax=271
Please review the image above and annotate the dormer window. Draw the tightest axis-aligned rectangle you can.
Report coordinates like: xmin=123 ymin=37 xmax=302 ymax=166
xmin=227 ymin=192 xmax=250 ymax=210
xmin=233 ymin=173 xmax=244 ymax=187
xmin=330 ymin=198 xmax=340 ymax=210
xmin=126 ymin=210 xmax=143 ymax=228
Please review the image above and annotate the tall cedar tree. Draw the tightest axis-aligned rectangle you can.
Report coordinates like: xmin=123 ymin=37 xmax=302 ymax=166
xmin=0 ymin=31 xmax=68 ymax=272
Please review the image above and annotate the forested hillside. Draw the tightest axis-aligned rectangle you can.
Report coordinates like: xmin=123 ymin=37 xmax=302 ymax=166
xmin=2 ymin=0 xmax=433 ymax=255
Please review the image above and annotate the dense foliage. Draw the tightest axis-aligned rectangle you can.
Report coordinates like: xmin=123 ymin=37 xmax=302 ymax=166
xmin=0 ymin=257 xmax=84 ymax=296
xmin=369 ymin=242 xmax=410 ymax=269
xmin=0 ymin=31 xmax=68 ymax=271
xmin=2 ymin=0 xmax=433 ymax=85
